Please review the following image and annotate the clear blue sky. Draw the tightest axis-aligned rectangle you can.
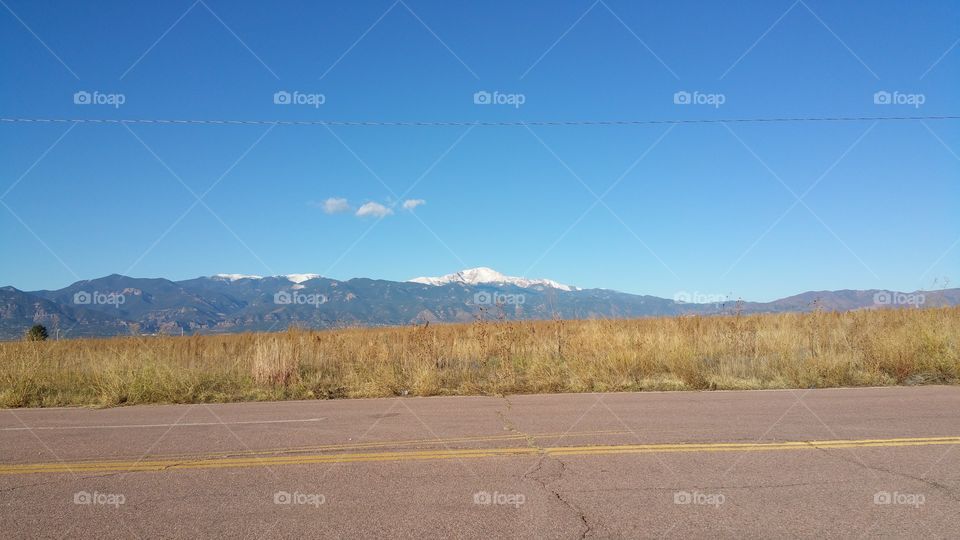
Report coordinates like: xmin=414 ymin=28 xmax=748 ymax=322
xmin=1 ymin=0 xmax=957 ymax=301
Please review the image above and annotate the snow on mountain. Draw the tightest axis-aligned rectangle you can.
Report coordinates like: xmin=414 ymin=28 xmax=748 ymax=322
xmin=212 ymin=273 xmax=263 ymax=281
xmin=409 ymin=267 xmax=576 ymax=291
xmin=284 ymin=274 xmax=321 ymax=284
xmin=212 ymin=273 xmax=320 ymax=284
xmin=212 ymin=269 xmax=573 ymax=290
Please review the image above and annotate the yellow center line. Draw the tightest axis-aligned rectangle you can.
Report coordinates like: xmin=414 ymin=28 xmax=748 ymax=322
xmin=6 ymin=429 xmax=634 ymax=465
xmin=1 ymin=436 xmax=957 ymax=476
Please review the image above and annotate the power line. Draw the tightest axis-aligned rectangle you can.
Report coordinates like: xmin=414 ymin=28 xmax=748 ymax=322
xmin=0 ymin=115 xmax=958 ymax=127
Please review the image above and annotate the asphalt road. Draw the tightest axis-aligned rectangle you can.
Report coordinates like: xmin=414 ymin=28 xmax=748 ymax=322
xmin=2 ymin=386 xmax=959 ymax=538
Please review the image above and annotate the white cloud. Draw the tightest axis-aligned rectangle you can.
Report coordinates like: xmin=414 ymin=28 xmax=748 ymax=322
xmin=355 ymin=201 xmax=394 ymax=218
xmin=402 ymin=199 xmax=426 ymax=210
xmin=318 ymin=197 xmax=350 ymax=214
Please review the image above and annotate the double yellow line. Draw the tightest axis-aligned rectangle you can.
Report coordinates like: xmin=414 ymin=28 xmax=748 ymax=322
xmin=2 ymin=429 xmax=633 ymax=465
xmin=2 ymin=436 xmax=957 ymax=476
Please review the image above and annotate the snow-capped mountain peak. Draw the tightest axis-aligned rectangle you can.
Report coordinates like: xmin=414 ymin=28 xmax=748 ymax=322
xmin=211 ymin=273 xmax=321 ymax=284
xmin=284 ymin=273 xmax=321 ymax=284
xmin=409 ymin=267 xmax=576 ymax=291
xmin=212 ymin=273 xmax=263 ymax=281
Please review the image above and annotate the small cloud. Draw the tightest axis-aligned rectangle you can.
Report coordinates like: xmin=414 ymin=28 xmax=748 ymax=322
xmin=320 ymin=197 xmax=350 ymax=214
xmin=355 ymin=202 xmax=393 ymax=218
xmin=402 ymin=199 xmax=426 ymax=210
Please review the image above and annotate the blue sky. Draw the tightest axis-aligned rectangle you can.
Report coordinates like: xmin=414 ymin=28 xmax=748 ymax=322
xmin=0 ymin=0 xmax=957 ymax=301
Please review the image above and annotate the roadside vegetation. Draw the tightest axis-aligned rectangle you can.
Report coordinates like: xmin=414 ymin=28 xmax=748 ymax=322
xmin=1 ymin=307 xmax=958 ymax=408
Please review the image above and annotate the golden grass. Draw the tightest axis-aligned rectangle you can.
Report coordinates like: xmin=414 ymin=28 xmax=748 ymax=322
xmin=1 ymin=307 xmax=958 ymax=408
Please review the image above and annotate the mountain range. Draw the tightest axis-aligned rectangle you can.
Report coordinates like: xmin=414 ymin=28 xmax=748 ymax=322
xmin=1 ymin=268 xmax=956 ymax=340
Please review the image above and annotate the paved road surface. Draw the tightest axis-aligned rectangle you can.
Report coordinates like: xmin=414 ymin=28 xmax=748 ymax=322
xmin=2 ymin=386 xmax=959 ymax=538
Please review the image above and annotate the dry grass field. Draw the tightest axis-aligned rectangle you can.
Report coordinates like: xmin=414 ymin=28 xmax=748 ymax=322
xmin=1 ymin=307 xmax=958 ymax=408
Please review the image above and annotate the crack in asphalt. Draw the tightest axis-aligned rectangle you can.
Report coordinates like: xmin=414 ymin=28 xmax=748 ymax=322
xmin=78 ymin=459 xmax=200 ymax=479
xmin=572 ymin=478 xmax=858 ymax=493
xmin=812 ymin=446 xmax=960 ymax=502
xmin=495 ymin=396 xmax=537 ymax=450
xmin=499 ymin=396 xmax=595 ymax=539
xmin=525 ymin=455 xmax=593 ymax=538
xmin=0 ymin=478 xmax=68 ymax=493
xmin=495 ymin=396 xmax=541 ymax=449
